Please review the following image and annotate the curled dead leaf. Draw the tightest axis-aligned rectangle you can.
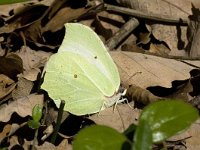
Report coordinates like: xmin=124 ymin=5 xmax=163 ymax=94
xmin=0 ymin=74 xmax=16 ymax=99
xmin=126 ymin=84 xmax=161 ymax=105
xmin=0 ymin=53 xmax=23 ymax=81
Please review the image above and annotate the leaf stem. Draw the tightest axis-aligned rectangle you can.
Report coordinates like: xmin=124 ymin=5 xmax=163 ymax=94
xmin=50 ymin=100 xmax=65 ymax=144
xmin=31 ymin=128 xmax=38 ymax=150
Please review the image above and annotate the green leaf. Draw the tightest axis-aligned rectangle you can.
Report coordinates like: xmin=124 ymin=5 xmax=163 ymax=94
xmin=27 ymin=119 xmax=40 ymax=129
xmin=133 ymin=119 xmax=152 ymax=150
xmin=123 ymin=124 xmax=137 ymax=141
xmin=32 ymin=104 xmax=42 ymax=122
xmin=140 ymin=100 xmax=199 ymax=143
xmin=0 ymin=0 xmax=30 ymax=4
xmin=73 ymin=125 xmax=131 ymax=150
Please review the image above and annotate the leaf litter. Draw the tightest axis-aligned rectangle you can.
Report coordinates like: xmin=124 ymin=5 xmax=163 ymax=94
xmin=0 ymin=0 xmax=199 ymax=149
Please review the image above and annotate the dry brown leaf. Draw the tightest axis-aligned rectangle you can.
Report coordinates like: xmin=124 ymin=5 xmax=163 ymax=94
xmin=126 ymin=84 xmax=161 ymax=104
xmin=117 ymin=0 xmax=191 ymax=56
xmin=0 ymin=3 xmax=50 ymax=35
xmin=0 ymin=93 xmax=43 ymax=122
xmin=22 ymin=68 xmax=41 ymax=81
xmin=111 ymin=51 xmax=200 ymax=88
xmin=0 ymin=123 xmax=24 ymax=144
xmin=91 ymin=16 xmax=113 ymax=41
xmin=167 ymin=79 xmax=194 ymax=101
xmin=8 ymin=136 xmax=20 ymax=149
xmin=0 ymin=53 xmax=23 ymax=81
xmin=121 ymin=43 xmax=145 ymax=53
xmin=186 ymin=5 xmax=200 ymax=57
xmin=0 ymin=74 xmax=16 ymax=99
xmin=7 ymin=123 xmax=23 ymax=137
xmin=8 ymin=135 xmax=32 ymax=150
xmin=185 ymin=122 xmax=200 ymax=150
xmin=56 ymin=139 xmax=70 ymax=150
xmin=149 ymin=43 xmax=171 ymax=56
xmin=12 ymin=77 xmax=33 ymax=100
xmin=137 ymin=32 xmax=151 ymax=45
xmin=169 ymin=119 xmax=200 ymax=150
xmin=0 ymin=124 xmax=11 ymax=143
xmin=43 ymin=3 xmax=94 ymax=33
xmin=16 ymin=46 xmax=52 ymax=71
xmin=151 ymin=24 xmax=187 ymax=56
xmin=36 ymin=142 xmax=56 ymax=150
xmin=0 ymin=0 xmax=53 ymax=18
xmin=0 ymin=0 xmax=54 ymax=36
xmin=23 ymin=0 xmax=95 ymax=45
xmin=89 ymin=102 xmax=139 ymax=132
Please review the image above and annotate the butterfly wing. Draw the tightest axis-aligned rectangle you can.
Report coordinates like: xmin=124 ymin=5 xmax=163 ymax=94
xmin=58 ymin=23 xmax=120 ymax=96
xmin=42 ymin=52 xmax=108 ymax=115
xmin=41 ymin=23 xmax=120 ymax=115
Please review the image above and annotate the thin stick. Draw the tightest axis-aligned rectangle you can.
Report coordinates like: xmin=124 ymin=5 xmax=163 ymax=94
xmin=31 ymin=128 xmax=39 ymax=150
xmin=106 ymin=17 xmax=139 ymax=50
xmin=105 ymin=4 xmax=188 ymax=25
xmin=50 ymin=100 xmax=65 ymax=144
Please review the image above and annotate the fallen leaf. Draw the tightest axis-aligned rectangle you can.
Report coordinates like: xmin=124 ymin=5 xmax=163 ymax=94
xmin=126 ymin=84 xmax=161 ymax=104
xmin=0 ymin=4 xmax=48 ymax=34
xmin=186 ymin=5 xmax=200 ymax=57
xmin=56 ymin=139 xmax=70 ymax=150
xmin=22 ymin=68 xmax=41 ymax=81
xmin=0 ymin=74 xmax=16 ymax=99
xmin=116 ymin=0 xmax=191 ymax=56
xmin=111 ymin=51 xmax=200 ymax=88
xmin=0 ymin=93 xmax=43 ymax=122
xmin=12 ymin=77 xmax=33 ymax=100
xmin=149 ymin=43 xmax=170 ymax=56
xmin=8 ymin=135 xmax=32 ymax=150
xmin=89 ymin=102 xmax=139 ymax=132
xmin=16 ymin=46 xmax=52 ymax=71
xmin=8 ymin=136 xmax=20 ymax=150
xmin=0 ymin=124 xmax=11 ymax=143
xmin=169 ymin=119 xmax=200 ymax=150
xmin=36 ymin=141 xmax=56 ymax=150
xmin=0 ymin=53 xmax=23 ymax=81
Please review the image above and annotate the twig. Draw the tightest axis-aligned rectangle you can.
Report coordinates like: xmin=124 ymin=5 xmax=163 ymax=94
xmin=104 ymin=4 xmax=188 ymax=25
xmin=106 ymin=17 xmax=139 ymax=50
xmin=50 ymin=100 xmax=65 ymax=144
xmin=134 ymin=51 xmax=200 ymax=61
xmin=31 ymin=128 xmax=39 ymax=150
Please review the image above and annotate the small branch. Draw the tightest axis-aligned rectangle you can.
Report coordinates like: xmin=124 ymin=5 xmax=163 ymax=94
xmin=105 ymin=4 xmax=188 ymax=25
xmin=137 ymin=51 xmax=200 ymax=61
xmin=106 ymin=17 xmax=139 ymax=50
xmin=31 ymin=128 xmax=39 ymax=150
xmin=50 ymin=100 xmax=65 ymax=144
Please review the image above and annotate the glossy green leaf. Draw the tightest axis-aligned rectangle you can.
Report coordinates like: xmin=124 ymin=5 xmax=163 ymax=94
xmin=123 ymin=124 xmax=137 ymax=141
xmin=73 ymin=125 xmax=131 ymax=150
xmin=0 ymin=0 xmax=30 ymax=4
xmin=140 ymin=100 xmax=199 ymax=143
xmin=27 ymin=119 xmax=40 ymax=129
xmin=32 ymin=104 xmax=42 ymax=122
xmin=133 ymin=119 xmax=152 ymax=150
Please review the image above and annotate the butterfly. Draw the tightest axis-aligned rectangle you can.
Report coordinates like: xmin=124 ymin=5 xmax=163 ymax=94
xmin=41 ymin=23 xmax=124 ymax=115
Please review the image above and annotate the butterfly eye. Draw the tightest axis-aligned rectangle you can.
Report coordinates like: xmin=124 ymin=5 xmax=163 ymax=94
xmin=94 ymin=56 xmax=97 ymax=59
